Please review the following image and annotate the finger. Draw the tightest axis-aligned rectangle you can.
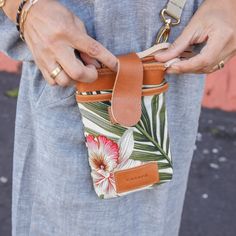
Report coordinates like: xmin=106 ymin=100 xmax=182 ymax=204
xmin=36 ymin=53 xmax=75 ymax=87
xmin=40 ymin=68 xmax=57 ymax=85
xmin=47 ymin=61 xmax=74 ymax=87
xmin=201 ymin=46 xmax=234 ymax=73
xmin=23 ymin=33 xmax=57 ymax=85
xmin=203 ymin=54 xmax=231 ymax=74
xmin=70 ymin=29 xmax=118 ymax=71
xmin=154 ymin=26 xmax=194 ymax=62
xmin=75 ymin=34 xmax=118 ymax=71
xmin=73 ymin=49 xmax=101 ymax=68
xmin=55 ymin=46 xmax=98 ymax=83
xmin=31 ymin=56 xmax=57 ymax=86
xmin=166 ymin=33 xmax=229 ymax=74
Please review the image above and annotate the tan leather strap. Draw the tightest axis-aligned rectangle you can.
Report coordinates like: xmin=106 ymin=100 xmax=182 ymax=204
xmin=76 ymin=83 xmax=168 ymax=103
xmin=137 ymin=42 xmax=171 ymax=59
xmin=109 ymin=53 xmax=143 ymax=127
xmin=76 ymin=60 xmax=165 ymax=93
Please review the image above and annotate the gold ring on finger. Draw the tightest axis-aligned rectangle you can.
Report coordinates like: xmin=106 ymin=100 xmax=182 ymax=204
xmin=211 ymin=60 xmax=225 ymax=72
xmin=217 ymin=60 xmax=225 ymax=70
xmin=50 ymin=64 xmax=63 ymax=79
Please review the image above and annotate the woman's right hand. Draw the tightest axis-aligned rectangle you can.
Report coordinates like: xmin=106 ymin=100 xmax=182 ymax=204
xmin=23 ymin=0 xmax=118 ymax=86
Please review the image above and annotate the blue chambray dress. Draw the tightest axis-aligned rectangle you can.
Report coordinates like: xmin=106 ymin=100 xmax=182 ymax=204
xmin=0 ymin=0 xmax=204 ymax=235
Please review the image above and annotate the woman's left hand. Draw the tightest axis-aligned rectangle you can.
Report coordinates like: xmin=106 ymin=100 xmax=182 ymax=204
xmin=155 ymin=0 xmax=236 ymax=74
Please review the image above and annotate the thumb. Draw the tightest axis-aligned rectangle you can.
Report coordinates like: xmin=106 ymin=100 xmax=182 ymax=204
xmin=154 ymin=28 xmax=192 ymax=62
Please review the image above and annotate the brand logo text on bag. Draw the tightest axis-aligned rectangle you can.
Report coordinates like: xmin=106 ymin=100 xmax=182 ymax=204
xmin=114 ymin=162 xmax=160 ymax=193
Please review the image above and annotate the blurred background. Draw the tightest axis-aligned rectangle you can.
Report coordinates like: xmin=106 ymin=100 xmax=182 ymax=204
xmin=0 ymin=53 xmax=236 ymax=236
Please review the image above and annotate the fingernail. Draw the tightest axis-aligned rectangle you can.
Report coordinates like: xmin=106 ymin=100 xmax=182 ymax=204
xmin=166 ymin=66 xmax=180 ymax=74
xmin=170 ymin=64 xmax=179 ymax=70
xmin=154 ymin=53 xmax=164 ymax=59
xmin=164 ymin=59 xmax=180 ymax=68
xmin=166 ymin=69 xmax=177 ymax=74
xmin=87 ymin=64 xmax=96 ymax=69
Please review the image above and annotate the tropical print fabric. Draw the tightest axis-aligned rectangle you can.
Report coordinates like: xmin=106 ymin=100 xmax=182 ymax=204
xmin=78 ymin=92 xmax=172 ymax=199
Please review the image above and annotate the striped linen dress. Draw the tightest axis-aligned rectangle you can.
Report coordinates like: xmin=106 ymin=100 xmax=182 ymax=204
xmin=0 ymin=0 xmax=204 ymax=235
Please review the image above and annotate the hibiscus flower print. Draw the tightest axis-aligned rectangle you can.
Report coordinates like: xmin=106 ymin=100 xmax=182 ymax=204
xmin=87 ymin=135 xmax=119 ymax=172
xmin=86 ymin=129 xmax=142 ymax=199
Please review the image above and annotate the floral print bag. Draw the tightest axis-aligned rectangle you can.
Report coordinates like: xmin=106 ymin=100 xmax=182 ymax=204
xmin=75 ymin=43 xmax=177 ymax=199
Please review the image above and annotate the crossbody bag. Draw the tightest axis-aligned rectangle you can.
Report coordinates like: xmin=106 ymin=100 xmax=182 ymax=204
xmin=76 ymin=0 xmax=188 ymax=199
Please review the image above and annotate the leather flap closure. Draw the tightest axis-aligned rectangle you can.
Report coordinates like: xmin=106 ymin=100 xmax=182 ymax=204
xmin=110 ymin=53 xmax=143 ymax=127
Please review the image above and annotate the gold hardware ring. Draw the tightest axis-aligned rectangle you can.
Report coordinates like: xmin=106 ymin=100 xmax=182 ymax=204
xmin=156 ymin=8 xmax=181 ymax=44
xmin=50 ymin=64 xmax=63 ymax=79
xmin=160 ymin=9 xmax=181 ymax=26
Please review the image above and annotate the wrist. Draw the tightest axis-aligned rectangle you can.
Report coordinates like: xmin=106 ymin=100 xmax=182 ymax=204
xmin=1 ymin=0 xmax=22 ymax=23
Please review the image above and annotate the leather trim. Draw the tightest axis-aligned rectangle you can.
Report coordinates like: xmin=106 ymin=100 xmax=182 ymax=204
xmin=76 ymin=83 xmax=168 ymax=103
xmin=76 ymin=61 xmax=166 ymax=93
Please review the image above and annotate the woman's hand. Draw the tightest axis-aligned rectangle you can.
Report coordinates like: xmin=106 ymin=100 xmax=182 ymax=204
xmin=155 ymin=0 xmax=236 ymax=74
xmin=22 ymin=0 xmax=117 ymax=86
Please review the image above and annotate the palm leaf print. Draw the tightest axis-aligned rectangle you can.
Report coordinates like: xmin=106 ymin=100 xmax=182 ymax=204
xmin=78 ymin=92 xmax=172 ymax=184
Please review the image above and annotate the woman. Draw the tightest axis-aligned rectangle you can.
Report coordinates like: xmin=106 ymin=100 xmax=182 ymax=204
xmin=0 ymin=0 xmax=235 ymax=235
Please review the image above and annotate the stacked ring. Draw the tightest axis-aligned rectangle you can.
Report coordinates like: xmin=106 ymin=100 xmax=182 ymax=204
xmin=217 ymin=60 xmax=225 ymax=70
xmin=212 ymin=60 xmax=225 ymax=72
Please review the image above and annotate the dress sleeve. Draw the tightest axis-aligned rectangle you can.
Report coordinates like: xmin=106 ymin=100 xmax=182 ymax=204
xmin=0 ymin=10 xmax=33 ymax=62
